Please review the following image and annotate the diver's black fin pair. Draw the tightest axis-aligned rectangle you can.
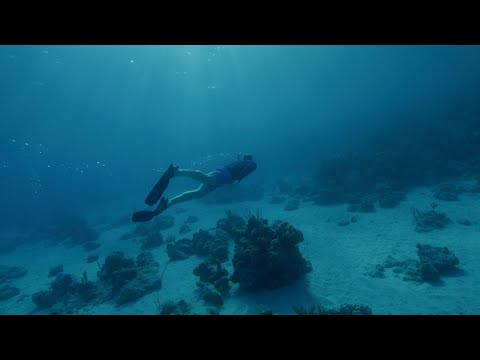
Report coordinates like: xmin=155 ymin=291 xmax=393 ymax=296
xmin=144 ymin=164 xmax=175 ymax=206
xmin=132 ymin=164 xmax=174 ymax=223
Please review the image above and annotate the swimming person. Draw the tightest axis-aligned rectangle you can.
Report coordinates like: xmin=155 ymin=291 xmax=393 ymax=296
xmin=132 ymin=154 xmax=257 ymax=222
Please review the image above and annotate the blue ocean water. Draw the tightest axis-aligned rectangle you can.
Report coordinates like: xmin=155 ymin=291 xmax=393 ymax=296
xmin=1 ymin=45 xmax=480 ymax=315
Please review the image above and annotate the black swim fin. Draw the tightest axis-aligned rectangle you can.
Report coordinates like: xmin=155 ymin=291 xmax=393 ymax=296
xmin=145 ymin=164 xmax=175 ymax=206
xmin=155 ymin=197 xmax=168 ymax=214
xmin=132 ymin=210 xmax=158 ymax=223
xmin=132 ymin=197 xmax=168 ymax=223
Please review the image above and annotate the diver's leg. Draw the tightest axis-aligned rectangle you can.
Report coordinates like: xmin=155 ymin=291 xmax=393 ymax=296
xmin=135 ymin=168 xmax=212 ymax=221
xmin=167 ymin=184 xmax=210 ymax=207
xmin=174 ymin=168 xmax=215 ymax=185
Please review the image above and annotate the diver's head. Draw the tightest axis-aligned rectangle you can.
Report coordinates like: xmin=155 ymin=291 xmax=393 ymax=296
xmin=229 ymin=154 xmax=257 ymax=181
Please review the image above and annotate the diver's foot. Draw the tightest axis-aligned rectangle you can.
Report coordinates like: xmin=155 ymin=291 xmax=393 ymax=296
xmin=154 ymin=197 xmax=169 ymax=215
